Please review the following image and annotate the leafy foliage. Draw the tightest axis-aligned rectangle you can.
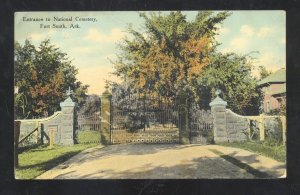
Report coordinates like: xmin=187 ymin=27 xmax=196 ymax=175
xmin=196 ymin=53 xmax=262 ymax=115
xmin=78 ymin=94 xmax=101 ymax=115
xmin=112 ymin=11 xmax=231 ymax=100
xmin=258 ymin=65 xmax=272 ymax=80
xmin=15 ymin=39 xmax=89 ymax=119
xmin=111 ymin=11 xmax=262 ymax=115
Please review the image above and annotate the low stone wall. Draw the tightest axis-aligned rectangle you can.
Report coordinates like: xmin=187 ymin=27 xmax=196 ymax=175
xmin=225 ymin=109 xmax=249 ymax=142
xmin=18 ymin=111 xmax=63 ymax=147
xmin=111 ymin=129 xmax=179 ymax=144
xmin=18 ymin=122 xmax=39 ymax=147
xmin=210 ymin=95 xmax=248 ymax=143
xmin=41 ymin=112 xmax=63 ymax=145
xmin=17 ymin=95 xmax=76 ymax=146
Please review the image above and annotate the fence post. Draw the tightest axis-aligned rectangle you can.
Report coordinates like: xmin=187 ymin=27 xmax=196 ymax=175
xmin=259 ymin=114 xmax=265 ymax=142
xmin=100 ymin=85 xmax=112 ymax=145
xmin=40 ymin=123 xmax=44 ymax=145
xmin=35 ymin=122 xmax=39 ymax=144
xmin=177 ymin=88 xmax=190 ymax=144
xmin=49 ymin=129 xmax=55 ymax=149
xmin=281 ymin=116 xmax=286 ymax=145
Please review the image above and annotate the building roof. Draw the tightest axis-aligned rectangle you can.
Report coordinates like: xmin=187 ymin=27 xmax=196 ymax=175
xmin=272 ymin=83 xmax=286 ymax=96
xmin=258 ymin=68 xmax=286 ymax=86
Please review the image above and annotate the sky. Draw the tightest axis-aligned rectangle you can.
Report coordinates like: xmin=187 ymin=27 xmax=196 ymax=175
xmin=15 ymin=11 xmax=285 ymax=95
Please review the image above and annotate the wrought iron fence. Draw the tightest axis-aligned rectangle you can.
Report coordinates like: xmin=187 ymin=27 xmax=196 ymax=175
xmin=190 ymin=103 xmax=214 ymax=144
xmin=77 ymin=112 xmax=101 ymax=131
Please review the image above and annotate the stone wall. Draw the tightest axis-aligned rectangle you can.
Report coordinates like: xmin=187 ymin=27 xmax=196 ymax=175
xmin=40 ymin=113 xmax=63 ymax=145
xmin=225 ymin=109 xmax=249 ymax=142
xmin=111 ymin=129 xmax=179 ymax=144
xmin=18 ymin=121 xmax=40 ymax=147
xmin=17 ymin=94 xmax=76 ymax=146
xmin=18 ymin=112 xmax=62 ymax=147
xmin=210 ymin=94 xmax=248 ymax=143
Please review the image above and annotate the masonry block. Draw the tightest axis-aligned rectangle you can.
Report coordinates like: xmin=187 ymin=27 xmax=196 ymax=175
xmin=100 ymin=89 xmax=112 ymax=145
xmin=59 ymin=96 xmax=75 ymax=145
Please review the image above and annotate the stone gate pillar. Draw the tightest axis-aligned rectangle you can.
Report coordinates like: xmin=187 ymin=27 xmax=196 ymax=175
xmin=209 ymin=91 xmax=228 ymax=143
xmin=100 ymin=85 xmax=112 ymax=145
xmin=59 ymin=91 xmax=76 ymax=145
xmin=178 ymin=89 xmax=190 ymax=144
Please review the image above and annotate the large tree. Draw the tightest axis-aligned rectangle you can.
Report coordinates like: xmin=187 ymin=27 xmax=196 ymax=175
xmin=196 ymin=53 xmax=261 ymax=115
xmin=14 ymin=39 xmax=89 ymax=119
xmin=111 ymin=11 xmax=263 ymax=115
xmin=112 ymin=11 xmax=231 ymax=100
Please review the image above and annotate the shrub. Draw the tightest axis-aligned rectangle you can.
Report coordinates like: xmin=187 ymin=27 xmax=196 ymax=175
xmin=248 ymin=120 xmax=260 ymax=141
xmin=264 ymin=118 xmax=282 ymax=146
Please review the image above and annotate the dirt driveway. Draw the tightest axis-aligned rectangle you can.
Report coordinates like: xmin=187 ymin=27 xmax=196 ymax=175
xmin=36 ymin=144 xmax=285 ymax=179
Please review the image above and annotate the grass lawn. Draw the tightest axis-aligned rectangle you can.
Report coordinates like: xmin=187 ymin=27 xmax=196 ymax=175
xmin=218 ymin=141 xmax=286 ymax=162
xmin=15 ymin=143 xmax=98 ymax=179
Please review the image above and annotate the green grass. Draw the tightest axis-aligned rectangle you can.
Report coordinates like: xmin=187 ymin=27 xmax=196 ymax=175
xmin=209 ymin=149 xmax=271 ymax=178
xmin=77 ymin=130 xmax=101 ymax=144
xmin=218 ymin=141 xmax=286 ymax=162
xmin=15 ymin=143 xmax=98 ymax=179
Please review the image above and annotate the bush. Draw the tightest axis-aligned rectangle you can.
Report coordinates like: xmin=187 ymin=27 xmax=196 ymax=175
xmin=76 ymin=130 xmax=101 ymax=144
xmin=264 ymin=118 xmax=282 ymax=146
xmin=248 ymin=118 xmax=283 ymax=146
xmin=248 ymin=120 xmax=260 ymax=141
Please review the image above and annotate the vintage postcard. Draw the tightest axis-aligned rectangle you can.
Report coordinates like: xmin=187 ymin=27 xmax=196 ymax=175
xmin=14 ymin=11 xmax=286 ymax=179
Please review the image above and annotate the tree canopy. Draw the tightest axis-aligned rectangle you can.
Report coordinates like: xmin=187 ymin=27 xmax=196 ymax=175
xmin=111 ymin=11 xmax=263 ymax=115
xmin=14 ymin=39 xmax=89 ymax=119
xmin=113 ymin=11 xmax=231 ymax=100
xmin=196 ymin=53 xmax=261 ymax=115
xmin=258 ymin=65 xmax=272 ymax=80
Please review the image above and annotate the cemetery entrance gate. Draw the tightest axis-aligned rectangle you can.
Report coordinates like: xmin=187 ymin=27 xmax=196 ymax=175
xmin=100 ymin=88 xmax=214 ymax=145
xmin=110 ymin=92 xmax=180 ymax=144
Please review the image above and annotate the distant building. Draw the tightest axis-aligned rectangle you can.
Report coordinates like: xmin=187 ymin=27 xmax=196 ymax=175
xmin=258 ymin=68 xmax=286 ymax=114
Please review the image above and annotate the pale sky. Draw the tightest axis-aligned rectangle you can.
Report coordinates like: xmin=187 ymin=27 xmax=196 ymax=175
xmin=15 ymin=11 xmax=286 ymax=95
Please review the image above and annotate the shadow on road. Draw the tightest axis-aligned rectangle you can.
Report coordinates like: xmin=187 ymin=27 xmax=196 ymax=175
xmin=54 ymin=155 xmax=255 ymax=179
xmin=48 ymin=144 xmax=285 ymax=179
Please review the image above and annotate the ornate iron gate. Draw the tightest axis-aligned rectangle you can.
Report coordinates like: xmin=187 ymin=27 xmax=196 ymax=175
xmin=111 ymin=92 xmax=179 ymax=144
xmin=190 ymin=104 xmax=214 ymax=144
